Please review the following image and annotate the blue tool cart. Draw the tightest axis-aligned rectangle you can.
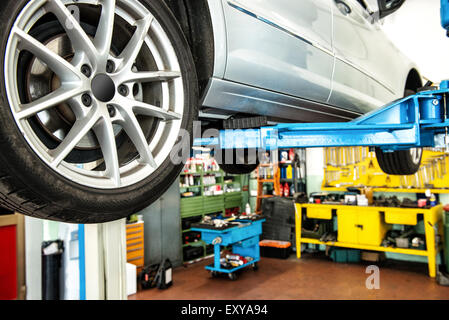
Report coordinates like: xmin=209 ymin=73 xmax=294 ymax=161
xmin=191 ymin=217 xmax=265 ymax=280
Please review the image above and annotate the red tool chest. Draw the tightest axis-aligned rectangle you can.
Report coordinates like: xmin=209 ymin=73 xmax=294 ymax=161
xmin=0 ymin=225 xmax=17 ymax=300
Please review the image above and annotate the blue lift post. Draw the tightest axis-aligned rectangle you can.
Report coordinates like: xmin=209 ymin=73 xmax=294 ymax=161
xmin=195 ymin=1 xmax=449 ymax=155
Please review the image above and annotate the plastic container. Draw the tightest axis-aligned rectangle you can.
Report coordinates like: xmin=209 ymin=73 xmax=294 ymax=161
xmin=183 ymin=246 xmax=204 ymax=261
xmin=329 ymin=248 xmax=361 ymax=263
xmin=259 ymin=240 xmax=291 ymax=259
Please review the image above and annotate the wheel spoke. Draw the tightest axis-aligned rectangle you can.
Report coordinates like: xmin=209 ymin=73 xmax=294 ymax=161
xmin=13 ymin=27 xmax=81 ymax=82
xmin=117 ymin=15 xmax=153 ymax=72
xmin=116 ymin=108 xmax=157 ymax=168
xmin=50 ymin=110 xmax=100 ymax=167
xmin=115 ymin=97 xmax=181 ymax=121
xmin=16 ymin=85 xmax=84 ymax=120
xmin=94 ymin=0 xmax=116 ymax=61
xmin=93 ymin=116 xmax=121 ymax=187
xmin=46 ymin=0 xmax=98 ymax=64
xmin=120 ymin=71 xmax=181 ymax=84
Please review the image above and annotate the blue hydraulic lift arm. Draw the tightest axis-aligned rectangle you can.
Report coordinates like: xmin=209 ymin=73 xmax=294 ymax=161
xmin=194 ymin=0 xmax=449 ymax=153
xmin=195 ymin=85 xmax=449 ymax=152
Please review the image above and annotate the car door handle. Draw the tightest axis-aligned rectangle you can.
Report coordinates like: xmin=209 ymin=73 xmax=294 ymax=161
xmin=335 ymin=0 xmax=352 ymax=15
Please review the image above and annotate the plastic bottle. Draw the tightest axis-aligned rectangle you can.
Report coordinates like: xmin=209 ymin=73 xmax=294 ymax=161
xmin=245 ymin=203 xmax=251 ymax=215
xmin=289 ymin=149 xmax=295 ymax=161
xmin=286 ymin=165 xmax=293 ymax=179
xmin=430 ymin=194 xmax=437 ymax=207
xmin=284 ymin=183 xmax=290 ymax=197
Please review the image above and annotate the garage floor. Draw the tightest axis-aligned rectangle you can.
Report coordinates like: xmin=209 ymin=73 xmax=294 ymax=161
xmin=129 ymin=253 xmax=449 ymax=300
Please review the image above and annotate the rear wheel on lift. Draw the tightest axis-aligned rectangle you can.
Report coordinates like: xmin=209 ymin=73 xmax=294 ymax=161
xmin=375 ymin=89 xmax=423 ymax=175
xmin=375 ymin=147 xmax=423 ymax=175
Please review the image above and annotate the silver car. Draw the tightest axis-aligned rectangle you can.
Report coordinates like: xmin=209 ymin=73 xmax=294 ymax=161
xmin=0 ymin=0 xmax=418 ymax=223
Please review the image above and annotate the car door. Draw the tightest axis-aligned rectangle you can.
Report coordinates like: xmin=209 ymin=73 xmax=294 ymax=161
xmin=222 ymin=0 xmax=334 ymax=105
xmin=329 ymin=0 xmax=402 ymax=114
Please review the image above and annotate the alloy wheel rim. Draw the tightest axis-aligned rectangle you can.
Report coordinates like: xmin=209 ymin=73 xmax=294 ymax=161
xmin=5 ymin=0 xmax=185 ymax=189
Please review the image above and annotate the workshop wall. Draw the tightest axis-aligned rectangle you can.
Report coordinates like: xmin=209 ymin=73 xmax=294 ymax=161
xmin=383 ymin=0 xmax=449 ymax=83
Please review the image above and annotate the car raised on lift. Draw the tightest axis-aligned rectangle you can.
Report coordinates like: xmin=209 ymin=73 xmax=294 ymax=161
xmin=0 ymin=0 xmax=418 ymax=223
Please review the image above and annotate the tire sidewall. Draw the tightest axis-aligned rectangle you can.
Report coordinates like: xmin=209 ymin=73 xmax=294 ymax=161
xmin=0 ymin=0 xmax=198 ymax=222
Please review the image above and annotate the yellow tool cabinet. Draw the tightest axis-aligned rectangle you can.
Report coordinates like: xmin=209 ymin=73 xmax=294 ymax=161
xmin=295 ymin=203 xmax=444 ymax=277
xmin=337 ymin=209 xmax=389 ymax=246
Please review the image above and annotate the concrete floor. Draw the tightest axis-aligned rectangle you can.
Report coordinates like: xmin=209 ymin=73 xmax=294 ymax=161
xmin=129 ymin=253 xmax=449 ymax=300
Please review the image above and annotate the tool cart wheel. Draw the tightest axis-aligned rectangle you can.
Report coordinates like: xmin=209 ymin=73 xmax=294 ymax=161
xmin=252 ymin=262 xmax=259 ymax=271
xmin=228 ymin=273 xmax=238 ymax=281
xmin=211 ymin=271 xmax=219 ymax=278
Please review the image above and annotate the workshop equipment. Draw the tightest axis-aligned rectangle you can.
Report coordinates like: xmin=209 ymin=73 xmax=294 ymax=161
xmin=259 ymin=240 xmax=292 ymax=259
xmin=42 ymin=240 xmax=64 ymax=300
xmin=329 ymin=248 xmax=361 ymax=264
xmin=191 ymin=217 xmax=265 ymax=281
xmin=444 ymin=205 xmax=449 ymax=273
xmin=295 ymin=203 xmax=444 ymax=278
xmin=140 ymin=259 xmax=173 ymax=290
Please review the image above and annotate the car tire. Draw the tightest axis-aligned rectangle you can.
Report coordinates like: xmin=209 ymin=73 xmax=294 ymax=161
xmin=375 ymin=89 xmax=422 ymax=175
xmin=0 ymin=0 xmax=198 ymax=223
xmin=217 ymin=148 xmax=259 ymax=174
xmin=375 ymin=148 xmax=423 ymax=175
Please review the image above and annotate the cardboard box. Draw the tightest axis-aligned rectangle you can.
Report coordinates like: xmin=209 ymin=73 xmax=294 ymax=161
xmin=361 ymin=251 xmax=386 ymax=263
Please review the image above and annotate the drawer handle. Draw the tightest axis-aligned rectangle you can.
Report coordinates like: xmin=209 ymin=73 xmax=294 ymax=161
xmin=128 ymin=256 xmax=143 ymax=262
xmin=126 ymin=224 xmax=142 ymax=230
xmin=126 ymin=230 xmax=142 ymax=236
xmin=355 ymin=224 xmax=364 ymax=230
xmin=127 ymin=236 xmax=142 ymax=241
xmin=127 ymin=240 xmax=143 ymax=247
xmin=127 ymin=247 xmax=143 ymax=253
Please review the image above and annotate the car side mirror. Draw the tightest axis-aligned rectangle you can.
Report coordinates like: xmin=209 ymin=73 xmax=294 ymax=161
xmin=377 ymin=0 xmax=405 ymax=19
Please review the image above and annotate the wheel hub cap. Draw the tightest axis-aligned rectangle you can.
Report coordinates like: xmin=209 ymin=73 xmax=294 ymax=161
xmin=91 ymin=74 xmax=115 ymax=102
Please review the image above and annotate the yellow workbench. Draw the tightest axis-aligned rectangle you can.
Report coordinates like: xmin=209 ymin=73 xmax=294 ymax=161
xmin=295 ymin=203 xmax=444 ymax=277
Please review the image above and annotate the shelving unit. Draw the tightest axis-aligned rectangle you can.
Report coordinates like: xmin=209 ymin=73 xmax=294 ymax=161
xmin=255 ymin=163 xmax=280 ymax=214
xmin=278 ymin=148 xmax=307 ymax=197
xmin=180 ymin=160 xmax=247 ymax=263
xmin=255 ymin=149 xmax=307 ymax=213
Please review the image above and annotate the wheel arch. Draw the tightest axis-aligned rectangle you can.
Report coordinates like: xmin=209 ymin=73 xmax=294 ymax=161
xmin=163 ymin=0 xmax=215 ymax=98
xmin=405 ymin=68 xmax=423 ymax=92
